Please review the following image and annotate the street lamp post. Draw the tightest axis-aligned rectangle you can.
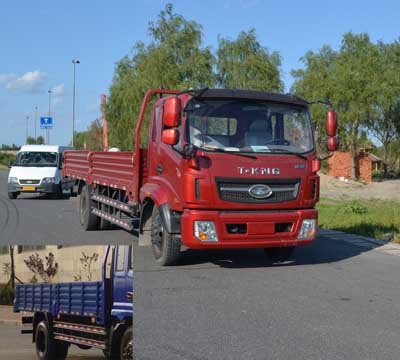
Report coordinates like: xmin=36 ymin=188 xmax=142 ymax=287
xmin=25 ymin=115 xmax=29 ymax=143
xmin=47 ymin=89 xmax=52 ymax=144
xmin=72 ymin=59 xmax=80 ymax=147
xmin=34 ymin=106 xmax=38 ymax=140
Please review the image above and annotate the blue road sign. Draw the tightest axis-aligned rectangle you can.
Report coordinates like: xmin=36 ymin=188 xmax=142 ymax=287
xmin=40 ymin=117 xmax=53 ymax=129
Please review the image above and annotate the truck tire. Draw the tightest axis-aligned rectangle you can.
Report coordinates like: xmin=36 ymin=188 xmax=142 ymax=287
xmin=35 ymin=321 xmax=69 ymax=360
xmin=120 ymin=326 xmax=133 ymax=360
xmin=79 ymin=185 xmax=99 ymax=231
xmin=264 ymin=246 xmax=295 ymax=263
xmin=8 ymin=192 xmax=18 ymax=199
xmin=151 ymin=206 xmax=181 ymax=266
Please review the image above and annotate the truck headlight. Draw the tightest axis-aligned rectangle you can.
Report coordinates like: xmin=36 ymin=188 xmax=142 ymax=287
xmin=8 ymin=177 xmax=18 ymax=184
xmin=42 ymin=177 xmax=55 ymax=184
xmin=194 ymin=221 xmax=219 ymax=242
xmin=298 ymin=219 xmax=317 ymax=240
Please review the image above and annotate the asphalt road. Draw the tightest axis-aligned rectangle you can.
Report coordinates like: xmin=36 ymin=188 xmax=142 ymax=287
xmin=0 ymin=324 xmax=104 ymax=359
xmin=0 ymin=171 xmax=133 ymax=245
xmin=133 ymin=231 xmax=400 ymax=360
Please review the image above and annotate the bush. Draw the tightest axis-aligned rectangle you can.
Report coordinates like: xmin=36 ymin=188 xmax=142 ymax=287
xmin=0 ymin=284 xmax=15 ymax=305
xmin=0 ymin=153 xmax=15 ymax=167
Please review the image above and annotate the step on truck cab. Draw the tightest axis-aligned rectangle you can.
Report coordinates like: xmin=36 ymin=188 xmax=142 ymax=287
xmin=14 ymin=245 xmax=133 ymax=360
xmin=63 ymin=88 xmax=339 ymax=265
xmin=8 ymin=144 xmax=75 ymax=199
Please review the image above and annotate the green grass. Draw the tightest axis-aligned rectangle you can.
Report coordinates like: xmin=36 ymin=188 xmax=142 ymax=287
xmin=317 ymin=198 xmax=400 ymax=242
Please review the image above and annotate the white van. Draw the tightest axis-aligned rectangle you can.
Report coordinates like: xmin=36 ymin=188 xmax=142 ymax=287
xmin=7 ymin=145 xmax=75 ymax=199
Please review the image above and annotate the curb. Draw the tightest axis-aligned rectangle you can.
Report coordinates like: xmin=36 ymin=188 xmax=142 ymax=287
xmin=0 ymin=319 xmax=19 ymax=325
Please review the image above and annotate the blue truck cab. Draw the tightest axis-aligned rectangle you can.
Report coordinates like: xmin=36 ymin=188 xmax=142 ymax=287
xmin=14 ymin=245 xmax=133 ymax=360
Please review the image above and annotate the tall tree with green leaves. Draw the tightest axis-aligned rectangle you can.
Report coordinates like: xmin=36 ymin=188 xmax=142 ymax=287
xmin=217 ymin=29 xmax=283 ymax=92
xmin=106 ymin=4 xmax=215 ymax=149
xmin=367 ymin=40 xmax=400 ymax=176
xmin=292 ymin=32 xmax=382 ymax=179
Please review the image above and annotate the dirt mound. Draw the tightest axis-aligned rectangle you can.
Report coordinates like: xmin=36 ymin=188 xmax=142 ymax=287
xmin=319 ymin=173 xmax=400 ymax=200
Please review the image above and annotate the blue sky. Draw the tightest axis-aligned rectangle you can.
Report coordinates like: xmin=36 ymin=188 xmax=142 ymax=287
xmin=0 ymin=0 xmax=399 ymax=146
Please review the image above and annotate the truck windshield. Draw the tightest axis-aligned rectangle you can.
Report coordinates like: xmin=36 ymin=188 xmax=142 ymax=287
xmin=185 ymin=99 xmax=314 ymax=154
xmin=14 ymin=151 xmax=58 ymax=167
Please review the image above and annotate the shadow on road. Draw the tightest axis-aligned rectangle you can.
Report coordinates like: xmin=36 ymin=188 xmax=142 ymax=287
xmin=15 ymin=193 xmax=72 ymax=201
xmin=167 ymin=231 xmax=384 ymax=269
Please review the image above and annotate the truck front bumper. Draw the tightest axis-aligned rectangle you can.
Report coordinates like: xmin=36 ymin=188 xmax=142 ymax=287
xmin=181 ymin=208 xmax=318 ymax=249
xmin=8 ymin=183 xmax=58 ymax=194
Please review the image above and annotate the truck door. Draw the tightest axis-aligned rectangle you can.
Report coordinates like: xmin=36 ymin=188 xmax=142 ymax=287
xmin=111 ymin=245 xmax=133 ymax=320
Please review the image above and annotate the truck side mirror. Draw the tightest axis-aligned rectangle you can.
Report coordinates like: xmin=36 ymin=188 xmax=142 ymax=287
xmin=327 ymin=136 xmax=339 ymax=152
xmin=163 ymin=97 xmax=181 ymax=128
xmin=162 ymin=129 xmax=179 ymax=145
xmin=8 ymin=161 xmax=13 ymax=168
xmin=326 ymin=110 xmax=337 ymax=137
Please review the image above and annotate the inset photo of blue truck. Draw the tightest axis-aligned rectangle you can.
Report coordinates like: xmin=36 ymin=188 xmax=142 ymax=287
xmin=0 ymin=245 xmax=133 ymax=360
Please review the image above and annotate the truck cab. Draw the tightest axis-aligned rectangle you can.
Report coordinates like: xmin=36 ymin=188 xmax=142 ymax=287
xmin=8 ymin=144 xmax=74 ymax=199
xmin=14 ymin=245 xmax=133 ymax=360
xmin=139 ymin=89 xmax=338 ymax=264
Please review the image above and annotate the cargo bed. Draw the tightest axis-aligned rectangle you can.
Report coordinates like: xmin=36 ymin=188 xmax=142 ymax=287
xmin=14 ymin=281 xmax=106 ymax=325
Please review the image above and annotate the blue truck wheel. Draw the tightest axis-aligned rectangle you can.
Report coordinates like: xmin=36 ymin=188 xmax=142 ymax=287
xmin=35 ymin=321 xmax=68 ymax=360
xmin=120 ymin=326 xmax=133 ymax=360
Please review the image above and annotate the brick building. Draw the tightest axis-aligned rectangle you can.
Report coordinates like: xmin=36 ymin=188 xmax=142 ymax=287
xmin=327 ymin=151 xmax=376 ymax=183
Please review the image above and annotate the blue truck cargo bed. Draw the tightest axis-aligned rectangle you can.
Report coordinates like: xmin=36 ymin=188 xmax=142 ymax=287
xmin=14 ymin=281 xmax=106 ymax=325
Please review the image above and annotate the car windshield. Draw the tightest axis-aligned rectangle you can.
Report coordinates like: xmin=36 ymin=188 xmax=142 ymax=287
xmin=185 ymin=99 xmax=314 ymax=154
xmin=14 ymin=151 xmax=58 ymax=167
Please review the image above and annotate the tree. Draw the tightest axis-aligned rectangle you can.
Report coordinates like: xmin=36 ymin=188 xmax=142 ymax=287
xmin=292 ymin=32 xmax=382 ymax=179
xmin=217 ymin=29 xmax=283 ymax=92
xmin=367 ymin=40 xmax=400 ymax=176
xmin=26 ymin=136 xmax=36 ymax=145
xmin=106 ymin=4 xmax=215 ymax=149
xmin=36 ymin=136 xmax=45 ymax=145
xmin=79 ymin=252 xmax=99 ymax=281
xmin=73 ymin=119 xmax=104 ymax=150
xmin=24 ymin=252 xmax=59 ymax=283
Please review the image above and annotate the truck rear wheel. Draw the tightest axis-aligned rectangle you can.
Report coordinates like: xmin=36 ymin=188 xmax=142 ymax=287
xmin=79 ymin=185 xmax=99 ymax=231
xmin=264 ymin=246 xmax=295 ymax=263
xmin=120 ymin=326 xmax=133 ymax=360
xmin=35 ymin=321 xmax=69 ymax=360
xmin=151 ymin=206 xmax=180 ymax=266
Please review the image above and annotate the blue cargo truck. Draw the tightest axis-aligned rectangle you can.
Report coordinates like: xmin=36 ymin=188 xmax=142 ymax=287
xmin=14 ymin=245 xmax=133 ymax=360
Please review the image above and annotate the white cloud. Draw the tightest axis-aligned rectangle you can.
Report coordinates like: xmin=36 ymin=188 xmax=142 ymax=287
xmin=4 ymin=70 xmax=48 ymax=93
xmin=52 ymin=83 xmax=64 ymax=96
xmin=51 ymin=83 xmax=65 ymax=106
xmin=0 ymin=73 xmax=17 ymax=83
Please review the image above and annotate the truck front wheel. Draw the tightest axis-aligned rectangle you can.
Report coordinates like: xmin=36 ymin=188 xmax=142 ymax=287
xmin=79 ymin=185 xmax=99 ymax=231
xmin=264 ymin=246 xmax=295 ymax=263
xmin=120 ymin=326 xmax=133 ymax=360
xmin=151 ymin=206 xmax=181 ymax=266
xmin=35 ymin=321 xmax=69 ymax=360
xmin=8 ymin=192 xmax=18 ymax=199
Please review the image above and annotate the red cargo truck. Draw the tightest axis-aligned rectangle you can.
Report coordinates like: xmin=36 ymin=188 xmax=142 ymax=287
xmin=63 ymin=88 xmax=338 ymax=265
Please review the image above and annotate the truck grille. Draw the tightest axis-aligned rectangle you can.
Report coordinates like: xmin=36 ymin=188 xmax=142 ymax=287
xmin=216 ymin=178 xmax=300 ymax=204
xmin=19 ymin=179 xmax=41 ymax=185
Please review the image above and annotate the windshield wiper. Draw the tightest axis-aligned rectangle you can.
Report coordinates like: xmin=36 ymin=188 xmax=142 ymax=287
xmin=267 ymin=148 xmax=308 ymax=160
xmin=199 ymin=146 xmax=257 ymax=159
